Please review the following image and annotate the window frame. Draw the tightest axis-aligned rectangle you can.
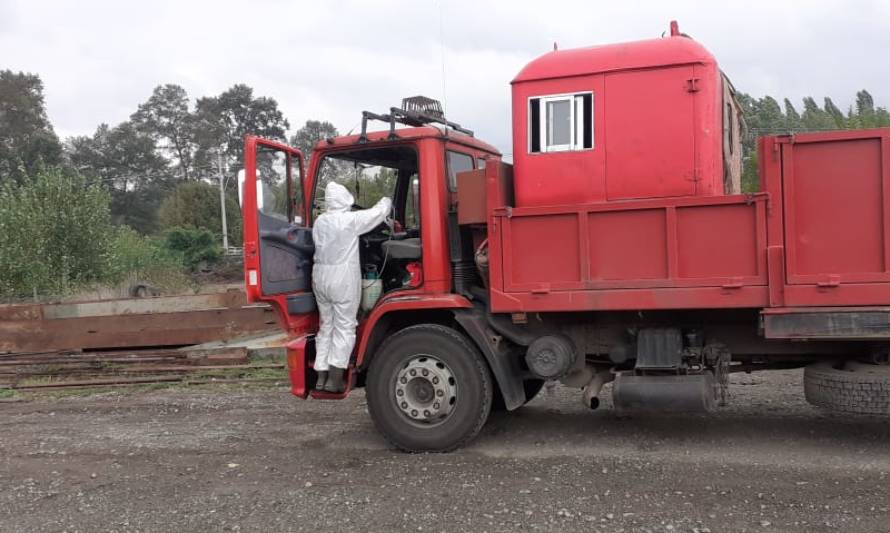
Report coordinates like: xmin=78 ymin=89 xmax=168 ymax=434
xmin=542 ymin=94 xmax=574 ymax=152
xmin=309 ymin=144 xmax=420 ymax=225
xmin=285 ymin=152 xmax=303 ymax=223
xmin=255 ymin=145 xmax=297 ymax=223
xmin=528 ymin=91 xmax=594 ymax=154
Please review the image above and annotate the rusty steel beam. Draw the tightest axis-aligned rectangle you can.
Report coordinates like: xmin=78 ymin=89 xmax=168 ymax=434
xmin=763 ymin=307 xmax=890 ymax=340
xmin=0 ymin=307 xmax=278 ymax=353
xmin=10 ymin=376 xmax=286 ymax=390
xmin=0 ymin=290 xmax=249 ymax=322
xmin=0 ymin=347 xmax=251 ymax=367
xmin=2 ymin=363 xmax=284 ymax=379
xmin=11 ymin=375 xmax=187 ymax=389
xmin=0 ymin=344 xmax=284 ymax=390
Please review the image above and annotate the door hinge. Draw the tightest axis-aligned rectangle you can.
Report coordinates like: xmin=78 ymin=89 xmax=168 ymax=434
xmin=686 ymin=78 xmax=701 ymax=92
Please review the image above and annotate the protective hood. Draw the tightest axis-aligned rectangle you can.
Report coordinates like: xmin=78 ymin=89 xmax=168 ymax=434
xmin=324 ymin=181 xmax=354 ymax=213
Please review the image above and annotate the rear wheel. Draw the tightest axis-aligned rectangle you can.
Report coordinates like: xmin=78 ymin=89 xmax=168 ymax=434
xmin=804 ymin=360 xmax=890 ymax=415
xmin=366 ymin=324 xmax=493 ymax=452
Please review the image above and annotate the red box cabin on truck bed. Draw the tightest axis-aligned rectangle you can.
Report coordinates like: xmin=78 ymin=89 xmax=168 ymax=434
xmin=242 ymin=22 xmax=890 ymax=452
xmin=511 ymin=23 xmax=728 ymax=206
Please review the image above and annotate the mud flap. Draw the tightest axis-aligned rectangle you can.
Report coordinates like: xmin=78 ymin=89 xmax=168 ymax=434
xmin=285 ymin=335 xmax=313 ymax=399
xmin=286 ymin=335 xmax=354 ymax=400
xmin=454 ymin=309 xmax=526 ymax=410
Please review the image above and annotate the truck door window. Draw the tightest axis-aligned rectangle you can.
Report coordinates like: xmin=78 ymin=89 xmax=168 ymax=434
xmin=529 ymin=92 xmax=593 ymax=153
xmin=256 ymin=146 xmax=303 ymax=223
xmin=446 ymin=150 xmax=474 ymax=191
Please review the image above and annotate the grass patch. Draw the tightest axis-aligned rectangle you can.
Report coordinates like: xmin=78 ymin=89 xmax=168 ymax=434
xmin=191 ymin=365 xmax=287 ymax=381
xmin=7 ymin=364 xmax=289 ymax=400
xmin=0 ymin=387 xmax=17 ymax=399
xmin=16 ymin=376 xmax=60 ymax=388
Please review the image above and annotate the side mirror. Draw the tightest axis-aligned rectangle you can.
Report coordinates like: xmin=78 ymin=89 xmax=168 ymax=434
xmin=238 ymin=168 xmax=264 ymax=210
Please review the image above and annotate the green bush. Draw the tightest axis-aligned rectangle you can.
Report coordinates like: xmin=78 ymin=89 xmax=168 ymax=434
xmin=0 ymin=167 xmax=114 ymax=297
xmin=162 ymin=226 xmax=222 ymax=271
xmin=0 ymin=167 xmax=196 ymax=299
xmin=106 ymin=227 xmax=188 ymax=290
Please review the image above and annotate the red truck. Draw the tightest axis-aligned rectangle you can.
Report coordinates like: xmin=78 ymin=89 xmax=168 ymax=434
xmin=241 ymin=22 xmax=890 ymax=452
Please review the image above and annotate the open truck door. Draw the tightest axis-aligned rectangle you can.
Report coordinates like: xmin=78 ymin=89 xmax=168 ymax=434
xmin=242 ymin=136 xmax=318 ymax=397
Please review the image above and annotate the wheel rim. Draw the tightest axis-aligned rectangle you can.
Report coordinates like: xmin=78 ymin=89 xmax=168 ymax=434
xmin=393 ymin=355 xmax=457 ymax=426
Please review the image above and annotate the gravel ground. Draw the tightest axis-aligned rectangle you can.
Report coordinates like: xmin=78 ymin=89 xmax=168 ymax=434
xmin=2 ymin=369 xmax=890 ymax=533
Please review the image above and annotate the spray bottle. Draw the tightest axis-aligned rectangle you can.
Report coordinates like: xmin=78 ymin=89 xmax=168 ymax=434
xmin=361 ymin=264 xmax=382 ymax=312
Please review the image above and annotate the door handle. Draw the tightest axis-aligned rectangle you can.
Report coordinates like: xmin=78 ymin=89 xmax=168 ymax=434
xmin=817 ymin=275 xmax=840 ymax=288
xmin=721 ymin=277 xmax=744 ymax=290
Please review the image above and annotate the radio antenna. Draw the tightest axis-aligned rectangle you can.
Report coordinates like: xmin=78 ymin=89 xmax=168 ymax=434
xmin=438 ymin=0 xmax=448 ymax=122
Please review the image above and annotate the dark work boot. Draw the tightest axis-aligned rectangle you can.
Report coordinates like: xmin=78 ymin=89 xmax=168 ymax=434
xmin=314 ymin=370 xmax=329 ymax=391
xmin=323 ymin=367 xmax=346 ymax=393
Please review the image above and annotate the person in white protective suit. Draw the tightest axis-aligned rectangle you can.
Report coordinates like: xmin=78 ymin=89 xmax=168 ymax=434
xmin=312 ymin=181 xmax=392 ymax=393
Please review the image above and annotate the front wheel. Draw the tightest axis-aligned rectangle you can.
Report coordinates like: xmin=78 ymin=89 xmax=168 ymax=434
xmin=366 ymin=324 xmax=493 ymax=452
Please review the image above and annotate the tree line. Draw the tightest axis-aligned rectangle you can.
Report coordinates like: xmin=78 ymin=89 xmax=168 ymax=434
xmin=737 ymin=89 xmax=890 ymax=190
xmin=0 ymin=71 xmax=341 ymax=233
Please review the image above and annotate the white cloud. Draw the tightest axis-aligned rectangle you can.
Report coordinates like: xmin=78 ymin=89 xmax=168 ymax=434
xmin=3 ymin=0 xmax=888 ymax=153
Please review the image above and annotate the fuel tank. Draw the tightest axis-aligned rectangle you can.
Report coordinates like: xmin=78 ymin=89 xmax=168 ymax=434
xmin=612 ymin=372 xmax=717 ymax=412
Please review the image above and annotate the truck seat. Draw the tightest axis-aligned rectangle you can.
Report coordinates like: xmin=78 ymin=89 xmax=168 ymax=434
xmin=382 ymin=238 xmax=422 ymax=260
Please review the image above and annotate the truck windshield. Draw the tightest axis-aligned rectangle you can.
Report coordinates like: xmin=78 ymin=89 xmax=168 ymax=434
xmin=312 ymin=146 xmax=419 ymax=229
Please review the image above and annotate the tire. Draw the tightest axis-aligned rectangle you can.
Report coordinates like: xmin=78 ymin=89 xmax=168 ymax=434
xmin=130 ymin=284 xmax=148 ymax=298
xmin=366 ymin=324 xmax=493 ymax=452
xmin=804 ymin=361 xmax=890 ymax=415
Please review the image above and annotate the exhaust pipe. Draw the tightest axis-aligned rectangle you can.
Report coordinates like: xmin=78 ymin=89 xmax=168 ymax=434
xmin=581 ymin=370 xmax=614 ymax=410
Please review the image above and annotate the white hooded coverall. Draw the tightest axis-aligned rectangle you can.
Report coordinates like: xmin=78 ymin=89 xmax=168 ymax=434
xmin=312 ymin=181 xmax=392 ymax=371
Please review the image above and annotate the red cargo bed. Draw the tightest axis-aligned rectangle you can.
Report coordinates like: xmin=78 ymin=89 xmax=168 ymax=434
xmin=485 ymin=128 xmax=890 ymax=314
xmin=764 ymin=129 xmax=890 ymax=307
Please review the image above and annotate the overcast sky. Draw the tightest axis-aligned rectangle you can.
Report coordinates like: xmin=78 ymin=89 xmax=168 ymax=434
xmin=3 ymin=0 xmax=889 ymax=155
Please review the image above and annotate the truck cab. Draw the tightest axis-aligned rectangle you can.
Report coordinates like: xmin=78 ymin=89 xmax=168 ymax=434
xmin=241 ymin=99 xmax=500 ymax=405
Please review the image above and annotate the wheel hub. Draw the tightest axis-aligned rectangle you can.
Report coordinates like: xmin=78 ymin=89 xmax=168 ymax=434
xmin=394 ymin=355 xmax=456 ymax=423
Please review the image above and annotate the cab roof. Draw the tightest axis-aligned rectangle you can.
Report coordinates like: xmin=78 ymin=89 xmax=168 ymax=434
xmin=513 ymin=35 xmax=716 ymax=84
xmin=316 ymin=126 xmax=501 ymax=155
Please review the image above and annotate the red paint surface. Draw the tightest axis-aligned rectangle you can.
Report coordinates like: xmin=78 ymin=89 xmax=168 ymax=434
xmin=353 ymin=293 xmax=473 ymax=368
xmin=777 ymin=130 xmax=890 ymax=306
xmin=285 ymin=336 xmax=310 ymax=399
xmin=513 ymin=35 xmax=716 ymax=83
xmin=490 ymin=193 xmax=768 ymax=311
